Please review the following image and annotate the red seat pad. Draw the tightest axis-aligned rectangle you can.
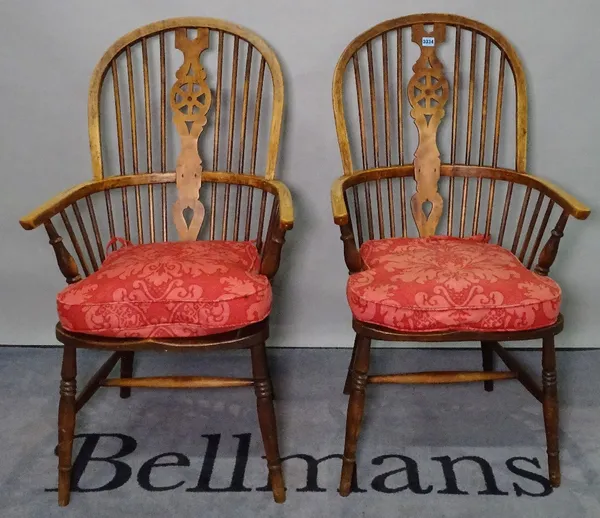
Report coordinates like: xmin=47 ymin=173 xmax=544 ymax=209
xmin=347 ymin=237 xmax=561 ymax=332
xmin=57 ymin=241 xmax=271 ymax=338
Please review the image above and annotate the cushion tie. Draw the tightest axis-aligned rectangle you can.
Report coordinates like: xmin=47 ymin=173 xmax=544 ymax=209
xmin=106 ymin=236 xmax=132 ymax=255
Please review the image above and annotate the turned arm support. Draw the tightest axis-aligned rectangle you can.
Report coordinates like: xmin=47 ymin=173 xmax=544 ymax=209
xmin=44 ymin=220 xmax=82 ymax=284
xmin=331 ymin=167 xmax=414 ymax=273
xmin=534 ymin=211 xmax=569 ymax=277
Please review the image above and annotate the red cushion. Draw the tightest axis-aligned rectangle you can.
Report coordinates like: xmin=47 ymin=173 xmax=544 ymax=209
xmin=57 ymin=241 xmax=271 ymax=338
xmin=347 ymin=237 xmax=561 ymax=332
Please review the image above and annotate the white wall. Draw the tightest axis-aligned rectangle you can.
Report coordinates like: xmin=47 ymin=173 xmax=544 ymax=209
xmin=0 ymin=0 xmax=597 ymax=347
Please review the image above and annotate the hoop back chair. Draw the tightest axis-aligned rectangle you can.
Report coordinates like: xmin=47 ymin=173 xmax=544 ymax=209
xmin=330 ymin=13 xmax=590 ymax=495
xmin=19 ymin=18 xmax=293 ymax=505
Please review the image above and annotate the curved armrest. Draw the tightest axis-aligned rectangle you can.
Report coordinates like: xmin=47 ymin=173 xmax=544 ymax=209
xmin=443 ymin=165 xmax=591 ymax=221
xmin=19 ymin=173 xmax=175 ymax=231
xmin=331 ymin=166 xmax=414 ymax=225
xmin=202 ymin=172 xmax=294 ymax=230
xmin=331 ymin=165 xmax=590 ymax=225
xmin=20 ymin=172 xmax=294 ymax=231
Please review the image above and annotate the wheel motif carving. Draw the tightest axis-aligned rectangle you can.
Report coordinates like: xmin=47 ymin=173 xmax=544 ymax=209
xmin=170 ymin=28 xmax=212 ymax=241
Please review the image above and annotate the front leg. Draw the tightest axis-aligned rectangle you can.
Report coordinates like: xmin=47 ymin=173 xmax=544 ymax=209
xmin=57 ymin=345 xmax=77 ymax=506
xmin=542 ymin=334 xmax=560 ymax=487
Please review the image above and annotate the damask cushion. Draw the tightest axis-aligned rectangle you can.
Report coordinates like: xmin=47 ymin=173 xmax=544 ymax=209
xmin=57 ymin=241 xmax=271 ymax=338
xmin=347 ymin=237 xmax=561 ymax=332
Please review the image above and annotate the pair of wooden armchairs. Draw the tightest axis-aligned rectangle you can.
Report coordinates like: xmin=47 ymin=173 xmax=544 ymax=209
xmin=20 ymin=15 xmax=589 ymax=506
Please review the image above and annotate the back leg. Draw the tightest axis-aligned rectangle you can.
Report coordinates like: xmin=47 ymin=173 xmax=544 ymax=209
xmin=120 ymin=352 xmax=134 ymax=399
xmin=481 ymin=341 xmax=494 ymax=392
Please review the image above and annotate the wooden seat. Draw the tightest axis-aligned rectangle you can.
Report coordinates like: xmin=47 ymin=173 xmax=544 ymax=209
xmin=330 ymin=13 xmax=590 ymax=496
xmin=20 ymin=17 xmax=293 ymax=505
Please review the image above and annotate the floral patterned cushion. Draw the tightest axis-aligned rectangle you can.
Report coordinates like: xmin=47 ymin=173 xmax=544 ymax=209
xmin=57 ymin=241 xmax=271 ymax=338
xmin=347 ymin=237 xmax=561 ymax=332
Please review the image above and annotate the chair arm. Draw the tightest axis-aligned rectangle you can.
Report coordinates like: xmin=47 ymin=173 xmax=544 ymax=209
xmin=198 ymin=172 xmax=294 ymax=278
xmin=20 ymin=172 xmax=294 ymax=232
xmin=442 ymin=165 xmax=591 ymax=221
xmin=202 ymin=172 xmax=294 ymax=231
xmin=331 ymin=166 xmax=414 ymax=225
xmin=19 ymin=173 xmax=175 ymax=231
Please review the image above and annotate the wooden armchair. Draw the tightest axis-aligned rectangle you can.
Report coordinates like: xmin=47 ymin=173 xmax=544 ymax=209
xmin=330 ymin=13 xmax=590 ymax=496
xmin=19 ymin=18 xmax=293 ymax=505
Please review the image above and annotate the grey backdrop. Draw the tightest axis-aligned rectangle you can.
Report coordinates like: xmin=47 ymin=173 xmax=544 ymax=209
xmin=0 ymin=0 xmax=597 ymax=347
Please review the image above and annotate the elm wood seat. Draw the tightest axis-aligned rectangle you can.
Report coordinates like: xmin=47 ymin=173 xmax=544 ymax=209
xmin=19 ymin=18 xmax=293 ymax=505
xmin=330 ymin=13 xmax=590 ymax=496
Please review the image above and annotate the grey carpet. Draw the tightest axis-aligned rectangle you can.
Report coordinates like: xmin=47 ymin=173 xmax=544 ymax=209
xmin=1 ymin=347 xmax=599 ymax=517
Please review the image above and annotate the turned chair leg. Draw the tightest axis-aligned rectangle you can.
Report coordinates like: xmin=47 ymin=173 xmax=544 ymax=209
xmin=343 ymin=336 xmax=359 ymax=395
xmin=481 ymin=341 xmax=495 ymax=392
xmin=542 ymin=333 xmax=560 ymax=487
xmin=57 ymin=345 xmax=77 ymax=506
xmin=120 ymin=352 xmax=134 ymax=399
xmin=251 ymin=342 xmax=285 ymax=503
xmin=339 ymin=333 xmax=371 ymax=496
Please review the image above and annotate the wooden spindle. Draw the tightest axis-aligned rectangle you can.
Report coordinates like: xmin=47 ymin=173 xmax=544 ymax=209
xmin=60 ymin=210 xmax=90 ymax=276
xmin=397 ymin=28 xmax=404 ymax=165
xmin=534 ymin=211 xmax=568 ymax=276
xmin=211 ymin=30 xmax=225 ymax=240
xmin=518 ymin=191 xmax=544 ymax=262
xmin=448 ymin=27 xmax=461 ymax=235
xmin=492 ymin=54 xmax=506 ymax=168
xmin=353 ymin=54 xmax=374 ymax=239
xmin=86 ymin=195 xmax=105 ymax=263
xmin=245 ymin=57 xmax=266 ymax=241
xmin=382 ymin=33 xmax=395 ymax=236
xmin=527 ymin=200 xmax=554 ymax=269
xmin=222 ymin=35 xmax=240 ymax=240
xmin=387 ymin=180 xmax=395 ymax=237
xmin=364 ymin=183 xmax=375 ymax=241
xmin=142 ymin=37 xmax=155 ymax=242
xmin=366 ymin=41 xmax=380 ymax=169
xmin=484 ymin=179 xmax=496 ymax=237
xmin=472 ymin=178 xmax=483 ymax=235
xmin=511 ymin=186 xmax=532 ymax=253
xmin=111 ymin=61 xmax=126 ymax=175
xmin=44 ymin=220 xmax=81 ymax=284
xmin=126 ymin=46 xmax=143 ymax=244
xmin=382 ymin=34 xmax=391 ymax=167
xmin=471 ymin=38 xmax=491 ymax=235
xmin=234 ymin=44 xmax=254 ymax=241
xmin=459 ymin=177 xmax=469 ymax=238
xmin=448 ymin=176 xmax=455 ymax=235
xmin=498 ymin=182 xmax=514 ymax=246
xmin=465 ymin=32 xmax=477 ymax=165
xmin=159 ymin=32 xmax=167 ymax=242
xmin=104 ymin=191 xmax=117 ymax=251
xmin=450 ymin=27 xmax=461 ymax=164
xmin=353 ymin=55 xmax=368 ymax=170
xmin=126 ymin=47 xmax=139 ymax=173
xmin=484 ymin=54 xmax=506 ymax=237
xmin=72 ymin=202 xmax=98 ymax=271
xmin=111 ymin=60 xmax=131 ymax=241
xmin=352 ymin=186 xmax=364 ymax=245
xmin=400 ymin=177 xmax=407 ymax=237
xmin=479 ymin=39 xmax=491 ymax=166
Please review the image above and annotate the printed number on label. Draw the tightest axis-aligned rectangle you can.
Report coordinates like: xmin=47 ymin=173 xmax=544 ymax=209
xmin=422 ymin=37 xmax=435 ymax=47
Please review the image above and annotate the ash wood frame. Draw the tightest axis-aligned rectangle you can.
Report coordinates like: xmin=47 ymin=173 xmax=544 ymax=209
xmin=330 ymin=13 xmax=590 ymax=496
xmin=19 ymin=18 xmax=292 ymax=506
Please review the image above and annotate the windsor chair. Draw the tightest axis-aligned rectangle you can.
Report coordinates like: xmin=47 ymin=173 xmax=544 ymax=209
xmin=330 ymin=13 xmax=590 ymax=496
xmin=19 ymin=18 xmax=293 ymax=505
